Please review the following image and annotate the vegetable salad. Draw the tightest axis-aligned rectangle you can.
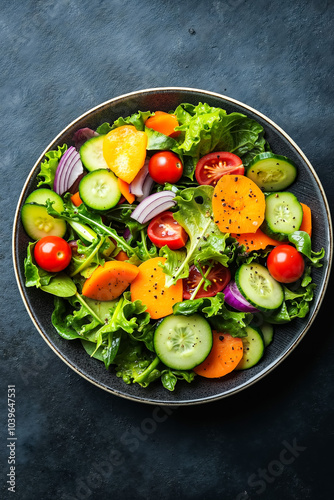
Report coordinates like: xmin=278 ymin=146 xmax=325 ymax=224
xmin=21 ymin=102 xmax=325 ymax=391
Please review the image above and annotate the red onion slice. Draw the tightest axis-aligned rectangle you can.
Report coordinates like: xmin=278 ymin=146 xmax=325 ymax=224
xmin=73 ymin=128 xmax=99 ymax=150
xmin=130 ymin=191 xmax=176 ymax=224
xmin=137 ymin=175 xmax=154 ymax=202
xmin=130 ymin=159 xmax=150 ymax=197
xmin=54 ymin=146 xmax=84 ymax=195
xmin=223 ymin=280 xmax=259 ymax=313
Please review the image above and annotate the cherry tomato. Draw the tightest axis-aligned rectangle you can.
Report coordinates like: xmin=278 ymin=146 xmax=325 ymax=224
xmin=147 ymin=211 xmax=188 ymax=250
xmin=183 ymin=262 xmax=231 ymax=300
xmin=34 ymin=236 xmax=72 ymax=273
xmin=195 ymin=151 xmax=244 ymax=186
xmin=267 ymin=244 xmax=305 ymax=283
xmin=148 ymin=151 xmax=183 ymax=184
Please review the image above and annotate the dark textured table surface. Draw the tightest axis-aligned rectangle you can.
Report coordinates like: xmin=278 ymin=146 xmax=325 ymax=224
xmin=1 ymin=1 xmax=333 ymax=499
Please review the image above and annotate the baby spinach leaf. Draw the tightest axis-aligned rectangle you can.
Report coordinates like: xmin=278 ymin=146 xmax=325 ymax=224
xmin=81 ymin=339 xmax=105 ymax=361
xmin=24 ymin=243 xmax=76 ymax=297
xmin=40 ymin=273 xmax=76 ymax=297
xmin=101 ymin=331 xmax=122 ymax=369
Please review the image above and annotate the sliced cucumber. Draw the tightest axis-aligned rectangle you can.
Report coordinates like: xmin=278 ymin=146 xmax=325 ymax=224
xmin=79 ymin=169 xmax=121 ymax=211
xmin=25 ymin=188 xmax=64 ymax=212
xmin=235 ymin=263 xmax=284 ymax=312
xmin=21 ymin=203 xmax=66 ymax=240
xmin=154 ymin=314 xmax=213 ymax=370
xmin=68 ymin=220 xmax=97 ymax=243
xmin=80 ymin=135 xmax=109 ymax=171
xmin=261 ymin=192 xmax=303 ymax=241
xmin=236 ymin=325 xmax=265 ymax=370
xmin=260 ymin=322 xmax=274 ymax=347
xmin=246 ymin=152 xmax=297 ymax=191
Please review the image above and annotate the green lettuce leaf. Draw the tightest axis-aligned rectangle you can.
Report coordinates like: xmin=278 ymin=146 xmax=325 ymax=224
xmin=173 ymin=102 xmax=268 ymax=178
xmin=37 ymin=144 xmax=67 ymax=188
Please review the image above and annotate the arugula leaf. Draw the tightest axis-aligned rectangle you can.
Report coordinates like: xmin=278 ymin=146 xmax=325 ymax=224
xmin=37 ymin=144 xmax=67 ymax=188
xmin=136 ymin=229 xmax=158 ymax=261
xmin=160 ymin=185 xmax=231 ymax=285
xmin=69 ymin=236 xmax=107 ymax=278
xmin=46 ymin=200 xmax=139 ymax=259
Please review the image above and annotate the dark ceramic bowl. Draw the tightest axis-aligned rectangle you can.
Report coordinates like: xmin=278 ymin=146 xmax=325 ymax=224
xmin=13 ymin=88 xmax=333 ymax=405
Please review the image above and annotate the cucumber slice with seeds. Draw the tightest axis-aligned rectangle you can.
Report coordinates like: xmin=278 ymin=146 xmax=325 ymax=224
xmin=25 ymin=188 xmax=65 ymax=212
xmin=79 ymin=168 xmax=121 ymax=211
xmin=80 ymin=135 xmax=109 ymax=171
xmin=154 ymin=314 xmax=213 ymax=370
xmin=246 ymin=152 xmax=297 ymax=191
xmin=262 ymin=191 xmax=303 ymax=241
xmin=21 ymin=203 xmax=67 ymax=240
xmin=236 ymin=325 xmax=265 ymax=370
xmin=235 ymin=263 xmax=284 ymax=312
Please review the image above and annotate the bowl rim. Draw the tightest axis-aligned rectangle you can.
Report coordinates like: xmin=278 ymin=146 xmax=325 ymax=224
xmin=12 ymin=86 xmax=333 ymax=405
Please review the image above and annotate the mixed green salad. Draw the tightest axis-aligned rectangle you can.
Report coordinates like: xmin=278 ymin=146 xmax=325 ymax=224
xmin=21 ymin=102 xmax=325 ymax=391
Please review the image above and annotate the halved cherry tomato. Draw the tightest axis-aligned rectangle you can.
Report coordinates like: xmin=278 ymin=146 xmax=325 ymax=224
xmin=147 ymin=211 xmax=188 ymax=250
xmin=34 ymin=236 xmax=72 ymax=273
xmin=148 ymin=151 xmax=183 ymax=184
xmin=195 ymin=151 xmax=244 ymax=186
xmin=267 ymin=244 xmax=305 ymax=283
xmin=183 ymin=262 xmax=231 ymax=299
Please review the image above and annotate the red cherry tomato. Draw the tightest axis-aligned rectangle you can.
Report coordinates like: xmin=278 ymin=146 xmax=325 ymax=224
xmin=147 ymin=211 xmax=188 ymax=250
xmin=267 ymin=244 xmax=305 ymax=283
xmin=195 ymin=151 xmax=244 ymax=186
xmin=148 ymin=151 xmax=183 ymax=184
xmin=183 ymin=262 xmax=231 ymax=300
xmin=34 ymin=236 xmax=72 ymax=273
